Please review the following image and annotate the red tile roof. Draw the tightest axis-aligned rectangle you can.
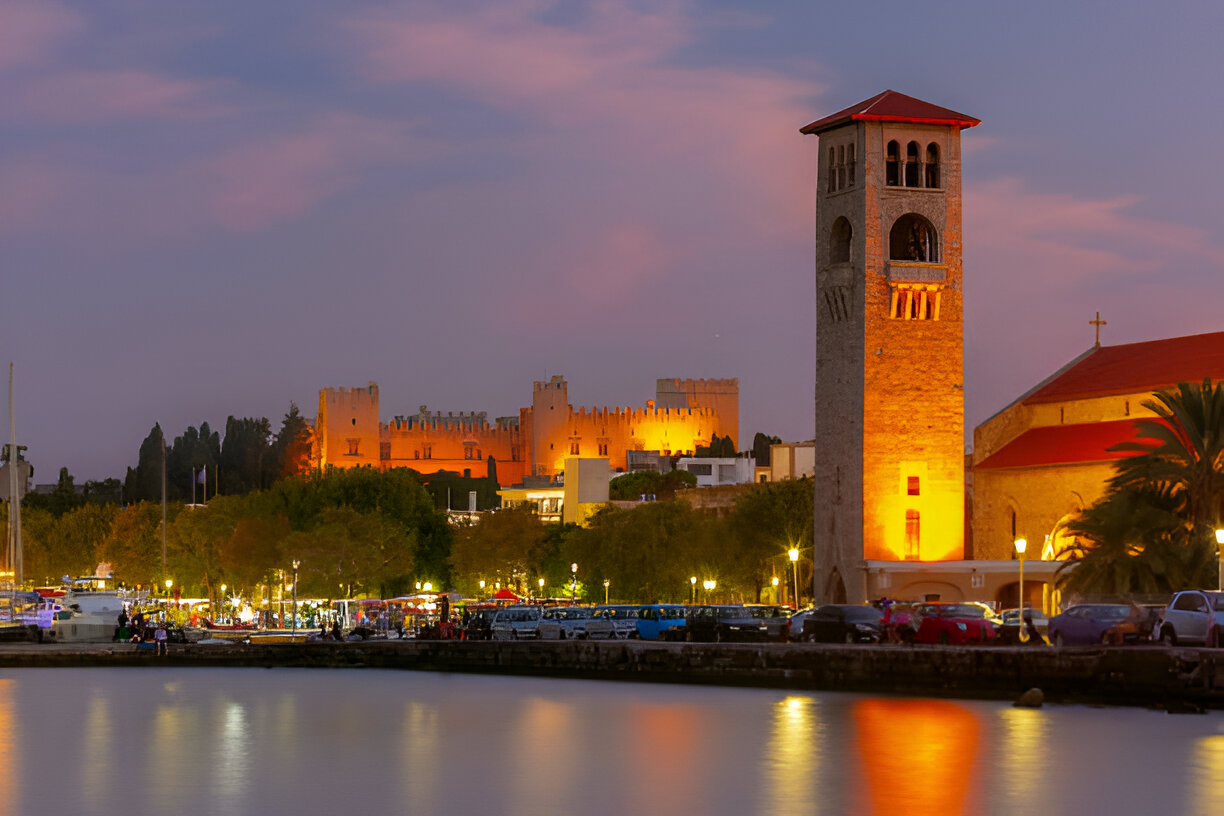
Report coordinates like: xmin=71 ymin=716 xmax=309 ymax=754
xmin=1024 ymin=331 xmax=1224 ymax=405
xmin=975 ymin=419 xmax=1148 ymax=470
xmin=800 ymin=90 xmax=980 ymax=135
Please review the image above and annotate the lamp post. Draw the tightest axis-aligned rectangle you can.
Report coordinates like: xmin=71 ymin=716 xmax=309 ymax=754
xmin=479 ymin=579 xmax=486 ymax=600
xmin=1216 ymin=528 xmax=1224 ymax=591
xmin=220 ymin=584 xmax=227 ymax=624
xmin=291 ymin=559 xmax=300 ymax=636
xmin=788 ymin=548 xmax=800 ymax=610
xmin=1014 ymin=538 xmax=1028 ymax=643
xmin=603 ymin=578 xmax=609 ymax=604
xmin=690 ymin=576 xmax=697 ymax=604
xmin=570 ymin=563 xmax=578 ymax=604
xmin=538 ymin=577 xmax=545 ymax=598
xmin=772 ymin=575 xmax=780 ymax=605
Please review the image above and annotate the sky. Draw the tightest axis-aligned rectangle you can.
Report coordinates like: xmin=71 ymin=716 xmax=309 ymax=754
xmin=5 ymin=0 xmax=1224 ymax=483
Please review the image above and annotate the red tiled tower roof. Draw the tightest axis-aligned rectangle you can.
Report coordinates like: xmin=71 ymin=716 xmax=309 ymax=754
xmin=1024 ymin=331 xmax=1224 ymax=405
xmin=800 ymin=90 xmax=980 ymax=135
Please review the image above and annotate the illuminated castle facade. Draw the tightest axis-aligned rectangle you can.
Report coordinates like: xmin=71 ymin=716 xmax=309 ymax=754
xmin=313 ymin=377 xmax=738 ymax=487
xmin=804 ymin=91 xmax=979 ymax=604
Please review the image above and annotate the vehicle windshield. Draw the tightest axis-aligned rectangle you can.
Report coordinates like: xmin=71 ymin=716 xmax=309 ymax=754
xmin=747 ymin=606 xmax=783 ymax=619
xmin=559 ymin=607 xmax=592 ymax=620
xmin=594 ymin=607 xmax=638 ymax=620
xmin=1087 ymin=605 xmax=1130 ymax=620
xmin=924 ymin=604 xmax=988 ymax=619
xmin=844 ymin=607 xmax=884 ymax=623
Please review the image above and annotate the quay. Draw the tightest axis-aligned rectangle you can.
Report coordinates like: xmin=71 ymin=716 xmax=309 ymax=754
xmin=1 ymin=639 xmax=1222 ymax=710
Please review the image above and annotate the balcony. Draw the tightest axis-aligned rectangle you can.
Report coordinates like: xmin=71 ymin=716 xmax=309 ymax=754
xmin=887 ymin=261 xmax=946 ymax=284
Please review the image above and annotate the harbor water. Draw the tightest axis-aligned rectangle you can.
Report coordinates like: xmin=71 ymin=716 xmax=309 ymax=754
xmin=3 ymin=667 xmax=1223 ymax=815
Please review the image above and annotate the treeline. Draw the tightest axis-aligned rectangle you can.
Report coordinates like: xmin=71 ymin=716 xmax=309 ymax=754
xmin=7 ymin=467 xmax=813 ymax=607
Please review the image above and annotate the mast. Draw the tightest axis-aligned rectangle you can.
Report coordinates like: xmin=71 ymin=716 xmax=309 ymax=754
xmin=7 ymin=363 xmax=22 ymax=587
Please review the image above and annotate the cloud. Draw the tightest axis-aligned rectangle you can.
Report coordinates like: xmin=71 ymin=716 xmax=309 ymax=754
xmin=0 ymin=0 xmax=83 ymax=69
xmin=5 ymin=70 xmax=232 ymax=123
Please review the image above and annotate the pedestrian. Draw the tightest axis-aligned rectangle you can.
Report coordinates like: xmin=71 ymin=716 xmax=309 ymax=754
xmin=154 ymin=624 xmax=168 ymax=656
xmin=332 ymin=620 xmax=342 ymax=641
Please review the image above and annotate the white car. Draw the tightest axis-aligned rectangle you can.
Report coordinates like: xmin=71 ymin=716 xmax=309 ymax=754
xmin=537 ymin=606 xmax=593 ymax=640
xmin=584 ymin=605 xmax=640 ymax=639
xmin=1158 ymin=590 xmax=1224 ymax=646
xmin=490 ymin=605 xmax=542 ymax=640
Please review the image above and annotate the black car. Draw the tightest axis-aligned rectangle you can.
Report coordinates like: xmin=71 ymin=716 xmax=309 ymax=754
xmin=463 ymin=607 xmax=500 ymax=641
xmin=802 ymin=604 xmax=884 ymax=643
xmin=680 ymin=605 xmax=770 ymax=642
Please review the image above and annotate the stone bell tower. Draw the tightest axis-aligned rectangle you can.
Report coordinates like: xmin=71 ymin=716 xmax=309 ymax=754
xmin=802 ymin=90 xmax=980 ymax=604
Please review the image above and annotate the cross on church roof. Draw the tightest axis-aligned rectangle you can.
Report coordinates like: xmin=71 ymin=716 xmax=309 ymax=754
xmin=1090 ymin=311 xmax=1107 ymax=347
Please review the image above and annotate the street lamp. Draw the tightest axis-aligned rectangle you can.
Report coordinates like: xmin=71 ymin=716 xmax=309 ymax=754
xmin=788 ymin=548 xmax=800 ymax=610
xmin=690 ymin=576 xmax=697 ymax=604
xmin=220 ymin=584 xmax=227 ymax=624
xmin=1215 ymin=528 xmax=1224 ymax=591
xmin=291 ymin=559 xmax=300 ymax=636
xmin=1014 ymin=538 xmax=1028 ymax=643
xmin=771 ymin=575 xmax=780 ymax=604
xmin=603 ymin=578 xmax=610 ymax=604
xmin=479 ymin=579 xmax=486 ymax=599
xmin=703 ymin=579 xmax=715 ymax=602
xmin=538 ymin=577 xmax=545 ymax=597
xmin=570 ymin=563 xmax=578 ymax=604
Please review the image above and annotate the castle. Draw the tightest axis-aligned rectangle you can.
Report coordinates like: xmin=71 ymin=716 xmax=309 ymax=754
xmin=312 ymin=377 xmax=739 ymax=487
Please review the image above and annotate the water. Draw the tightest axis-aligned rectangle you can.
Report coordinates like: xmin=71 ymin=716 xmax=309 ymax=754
xmin=2 ymin=667 xmax=1222 ymax=815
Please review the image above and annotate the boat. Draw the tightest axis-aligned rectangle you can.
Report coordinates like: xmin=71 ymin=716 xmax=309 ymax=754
xmin=47 ymin=576 xmax=126 ymax=643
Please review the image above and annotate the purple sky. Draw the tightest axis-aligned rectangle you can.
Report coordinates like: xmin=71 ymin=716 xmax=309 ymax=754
xmin=5 ymin=1 xmax=1224 ymax=483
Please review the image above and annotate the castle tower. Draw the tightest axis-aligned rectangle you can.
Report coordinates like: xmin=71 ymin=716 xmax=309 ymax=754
xmin=316 ymin=382 xmax=382 ymax=470
xmin=655 ymin=378 xmax=740 ymax=448
xmin=529 ymin=376 xmax=570 ymax=477
xmin=802 ymin=91 xmax=979 ymax=603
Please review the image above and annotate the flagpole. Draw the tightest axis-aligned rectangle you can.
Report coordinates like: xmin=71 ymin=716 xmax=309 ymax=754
xmin=8 ymin=363 xmax=22 ymax=587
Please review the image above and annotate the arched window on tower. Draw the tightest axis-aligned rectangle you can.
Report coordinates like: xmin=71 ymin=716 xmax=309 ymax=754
xmin=830 ymin=217 xmax=852 ymax=264
xmin=905 ymin=141 xmax=920 ymax=187
xmin=885 ymin=140 xmax=900 ymax=186
xmin=925 ymin=143 xmax=940 ymax=188
xmin=847 ymin=143 xmax=856 ymax=186
xmin=888 ymin=213 xmax=939 ymax=262
xmin=827 ymin=147 xmax=836 ymax=193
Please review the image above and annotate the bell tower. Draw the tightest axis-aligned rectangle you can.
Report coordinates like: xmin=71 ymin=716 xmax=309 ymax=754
xmin=802 ymin=91 xmax=980 ymax=603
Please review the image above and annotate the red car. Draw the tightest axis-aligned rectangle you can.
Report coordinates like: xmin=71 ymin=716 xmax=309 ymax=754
xmin=911 ymin=602 xmax=998 ymax=645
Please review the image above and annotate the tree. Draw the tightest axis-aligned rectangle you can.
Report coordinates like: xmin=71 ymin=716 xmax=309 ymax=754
xmin=608 ymin=470 xmax=697 ymax=501
xmin=273 ymin=403 xmax=312 ymax=480
xmin=124 ymin=424 xmax=167 ymax=504
xmin=696 ymin=434 xmax=736 ymax=458
xmin=219 ymin=416 xmax=274 ymax=494
xmin=450 ymin=507 xmax=552 ymax=595
xmin=752 ymin=433 xmax=782 ymax=467
xmin=22 ymin=467 xmax=83 ymax=517
xmin=726 ymin=478 xmax=814 ymax=601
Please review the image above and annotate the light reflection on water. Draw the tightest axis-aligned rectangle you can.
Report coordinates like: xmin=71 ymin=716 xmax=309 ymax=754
xmin=3 ymin=668 xmax=1224 ymax=816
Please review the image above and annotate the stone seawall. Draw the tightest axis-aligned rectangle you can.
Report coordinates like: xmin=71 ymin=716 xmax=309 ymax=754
xmin=1 ymin=640 xmax=1221 ymax=709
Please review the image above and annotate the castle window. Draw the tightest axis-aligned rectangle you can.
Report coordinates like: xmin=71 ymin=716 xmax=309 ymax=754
xmin=907 ymin=476 xmax=920 ymax=496
xmin=925 ymin=143 xmax=940 ymax=188
xmin=885 ymin=140 xmax=900 ymax=186
xmin=598 ymin=443 xmax=608 ymax=456
xmin=351 ymin=418 xmax=357 ymax=426
xmin=423 ymin=446 xmax=432 ymax=459
xmin=827 ymin=147 xmax=837 ymax=193
xmin=890 ymin=286 xmax=940 ymax=320
xmin=905 ymin=141 xmax=920 ymax=187
xmin=346 ymin=439 xmax=360 ymax=456
xmin=570 ymin=442 xmax=580 ymax=455
xmin=905 ymin=510 xmax=920 ymax=559
xmin=847 ymin=143 xmax=856 ymax=186
xmin=836 ymin=145 xmax=846 ymax=189
xmin=888 ymin=214 xmax=939 ymax=262
xmin=414 ymin=450 xmax=420 ymax=459
xmin=830 ymin=217 xmax=852 ymax=264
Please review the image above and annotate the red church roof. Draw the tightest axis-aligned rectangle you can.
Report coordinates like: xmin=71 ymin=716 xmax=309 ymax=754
xmin=1024 ymin=331 xmax=1224 ymax=405
xmin=975 ymin=419 xmax=1148 ymax=470
xmin=800 ymin=90 xmax=980 ymax=135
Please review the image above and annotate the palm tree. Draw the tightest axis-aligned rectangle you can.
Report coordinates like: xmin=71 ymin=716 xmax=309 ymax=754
xmin=1057 ymin=488 xmax=1213 ymax=599
xmin=1109 ymin=378 xmax=1224 ymax=532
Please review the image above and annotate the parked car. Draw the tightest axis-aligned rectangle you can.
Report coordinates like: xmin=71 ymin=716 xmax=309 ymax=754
xmin=1046 ymin=604 xmax=1136 ymax=646
xmin=1158 ymin=590 xmax=1224 ymax=646
xmin=635 ymin=604 xmax=688 ymax=641
xmin=463 ymin=605 xmax=500 ymax=641
xmin=744 ymin=605 xmax=791 ymax=641
xmin=802 ymin=604 xmax=884 ymax=643
xmin=996 ymin=608 xmax=1049 ymax=645
xmin=584 ymin=605 xmax=640 ymax=639
xmin=911 ymin=603 xmax=997 ymax=645
xmin=789 ymin=606 xmax=817 ymax=639
xmin=490 ymin=605 xmax=542 ymax=640
xmin=680 ymin=605 xmax=769 ymax=643
xmin=537 ymin=605 xmax=593 ymax=640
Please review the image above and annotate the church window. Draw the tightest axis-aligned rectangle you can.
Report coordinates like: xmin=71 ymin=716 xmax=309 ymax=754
xmin=847 ymin=143 xmax=856 ymax=186
xmin=830 ymin=217 xmax=852 ymax=264
xmin=827 ymin=147 xmax=837 ymax=193
xmin=888 ymin=214 xmax=939 ymax=262
xmin=925 ymin=143 xmax=940 ymax=188
xmin=905 ymin=141 xmax=920 ymax=187
xmin=907 ymin=476 xmax=920 ymax=496
xmin=346 ymin=438 xmax=360 ymax=456
xmin=905 ymin=510 xmax=920 ymax=559
xmin=837 ymin=145 xmax=846 ymax=189
xmin=885 ymin=141 xmax=900 ymax=186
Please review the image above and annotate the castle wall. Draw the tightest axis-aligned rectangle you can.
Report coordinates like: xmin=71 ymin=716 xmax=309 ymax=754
xmin=656 ymin=378 xmax=740 ymax=448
